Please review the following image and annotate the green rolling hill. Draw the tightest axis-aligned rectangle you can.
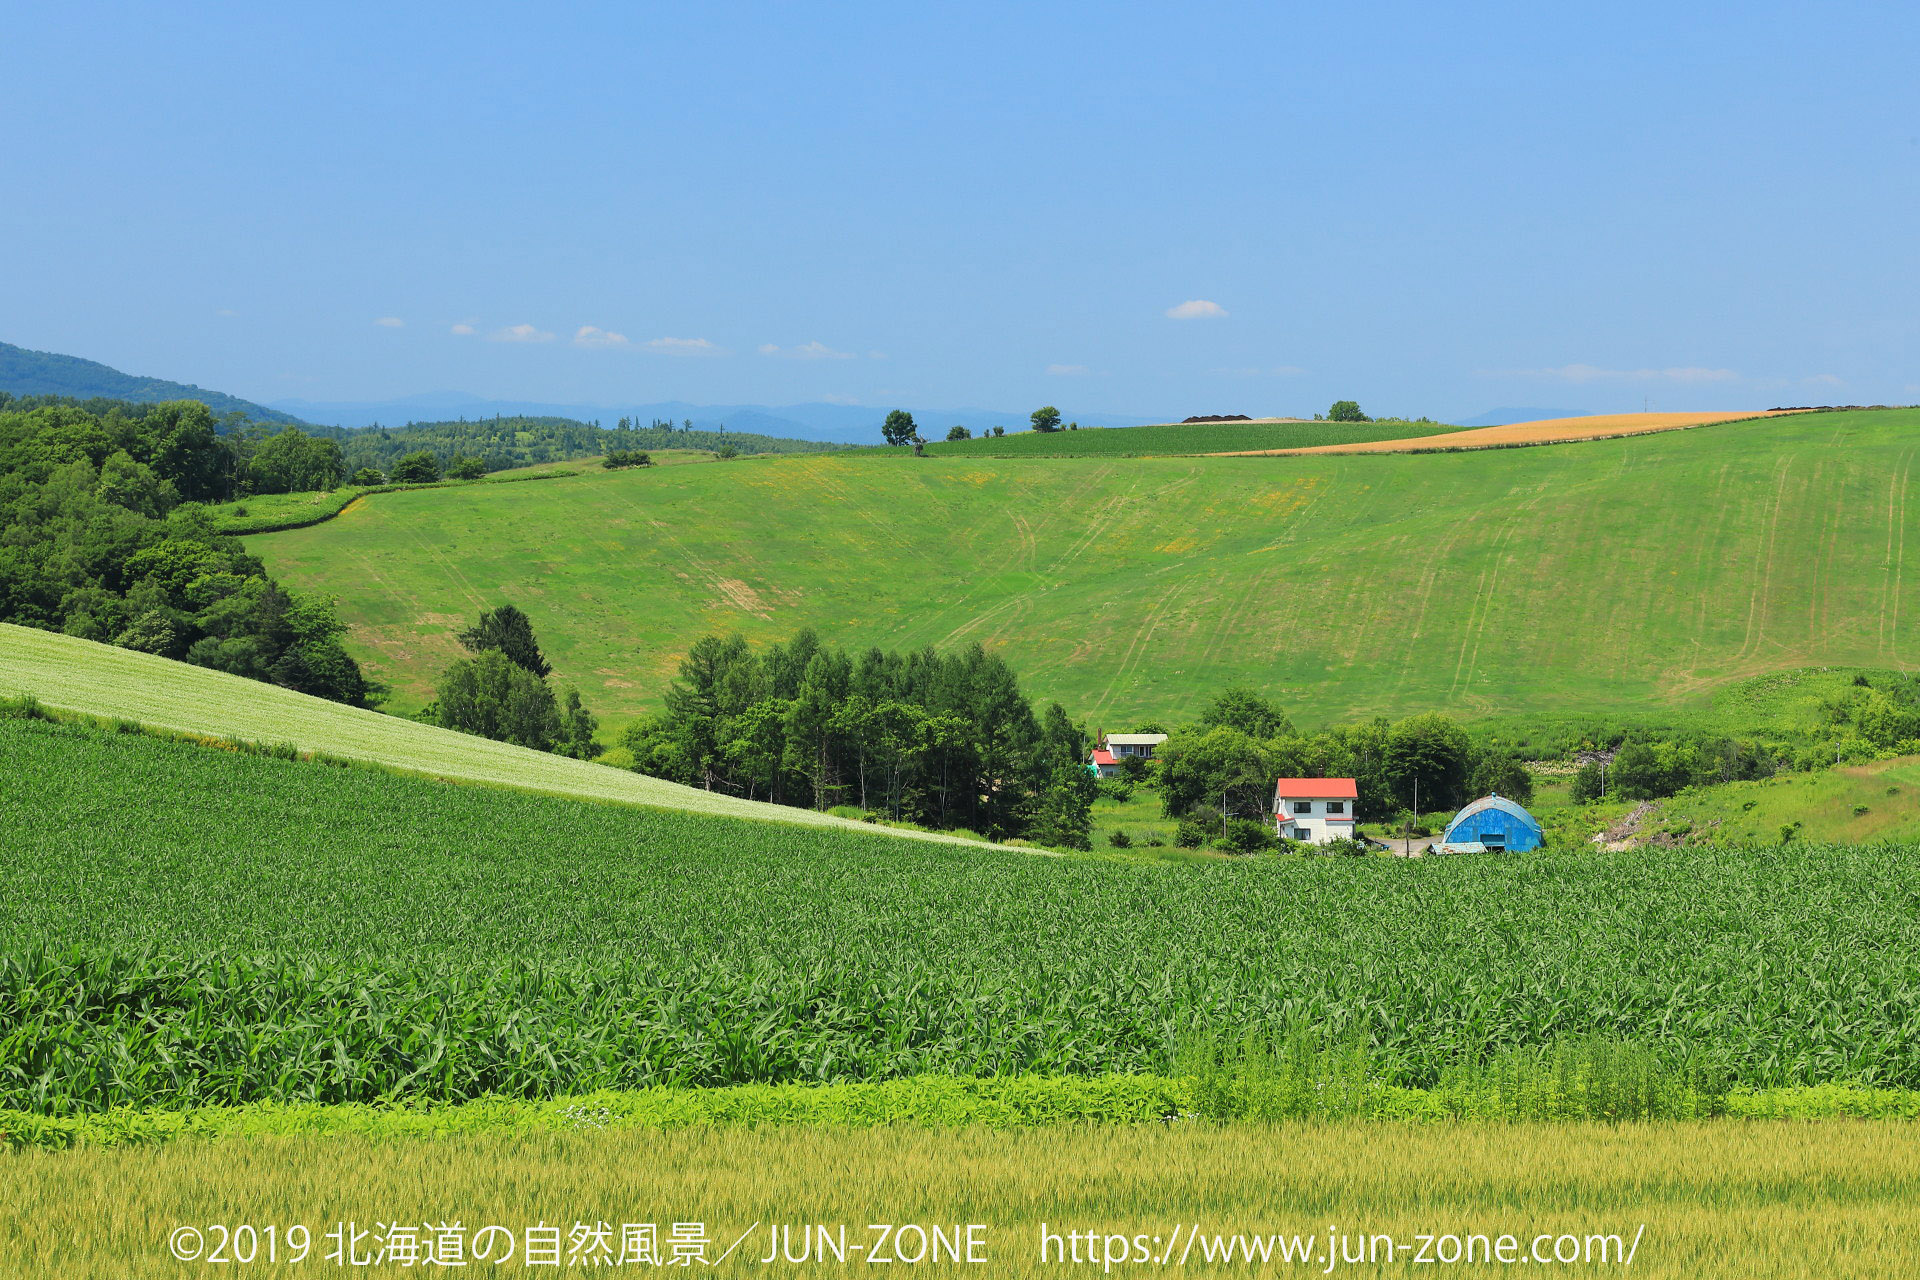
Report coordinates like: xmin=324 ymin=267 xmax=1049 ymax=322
xmin=243 ymin=408 xmax=1920 ymax=730
xmin=0 ymin=624 xmax=990 ymax=848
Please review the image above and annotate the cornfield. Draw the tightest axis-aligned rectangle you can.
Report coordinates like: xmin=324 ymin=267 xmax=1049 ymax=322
xmin=6 ymin=716 xmax=1920 ymax=1115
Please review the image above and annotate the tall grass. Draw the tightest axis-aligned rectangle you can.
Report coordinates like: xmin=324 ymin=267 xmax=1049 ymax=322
xmin=1178 ymin=1030 xmax=1737 ymax=1121
xmin=11 ymin=1120 xmax=1920 ymax=1278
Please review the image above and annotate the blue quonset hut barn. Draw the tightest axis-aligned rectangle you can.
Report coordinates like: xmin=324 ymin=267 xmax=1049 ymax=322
xmin=1439 ymin=794 xmax=1543 ymax=852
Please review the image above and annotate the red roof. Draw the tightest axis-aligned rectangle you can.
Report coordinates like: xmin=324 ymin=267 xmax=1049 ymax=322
xmin=1091 ymin=749 xmax=1118 ymax=766
xmin=1274 ymin=777 xmax=1357 ymax=799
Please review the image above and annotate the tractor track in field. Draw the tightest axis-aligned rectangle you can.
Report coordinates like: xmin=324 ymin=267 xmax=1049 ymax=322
xmin=1885 ymin=451 xmax=1913 ymax=658
xmin=1448 ymin=482 xmax=1550 ymax=700
xmin=1736 ymin=458 xmax=1795 ymax=665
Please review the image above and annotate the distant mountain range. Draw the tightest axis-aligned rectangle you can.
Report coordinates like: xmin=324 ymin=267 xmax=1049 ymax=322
xmin=4 ymin=338 xmax=1568 ymax=444
xmin=267 ymin=394 xmax=1158 ymax=444
xmin=0 ymin=341 xmax=309 ymax=426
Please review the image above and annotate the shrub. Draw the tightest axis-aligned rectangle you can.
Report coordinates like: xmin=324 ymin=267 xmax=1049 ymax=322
xmin=603 ymin=450 xmax=653 ymax=469
xmin=1220 ymin=816 xmax=1277 ymax=854
xmin=0 ymin=693 xmax=50 ymax=721
xmin=1173 ymin=817 xmax=1209 ymax=848
xmin=1107 ymin=829 xmax=1132 ymax=848
xmin=389 ymin=451 xmax=440 ymax=484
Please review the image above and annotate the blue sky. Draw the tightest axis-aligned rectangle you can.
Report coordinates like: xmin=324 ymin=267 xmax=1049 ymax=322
xmin=3 ymin=1 xmax=1915 ymax=421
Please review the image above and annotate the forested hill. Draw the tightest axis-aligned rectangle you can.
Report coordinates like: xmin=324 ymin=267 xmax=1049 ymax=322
xmin=0 ymin=342 xmax=307 ymax=426
xmin=307 ymin=416 xmax=847 ymax=472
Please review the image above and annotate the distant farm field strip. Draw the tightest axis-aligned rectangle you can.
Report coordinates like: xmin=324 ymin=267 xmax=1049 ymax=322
xmin=922 ymin=418 xmax=1470 ymax=457
xmin=0 ymin=626 xmax=990 ymax=848
xmin=245 ymin=409 xmax=1920 ymax=728
xmin=1213 ymin=410 xmax=1803 ymax=456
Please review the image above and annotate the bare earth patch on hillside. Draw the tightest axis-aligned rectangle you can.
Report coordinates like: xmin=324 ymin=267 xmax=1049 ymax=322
xmin=1210 ymin=410 xmax=1806 ymax=456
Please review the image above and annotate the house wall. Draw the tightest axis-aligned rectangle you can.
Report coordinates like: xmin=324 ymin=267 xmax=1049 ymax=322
xmin=1274 ymin=797 xmax=1355 ymax=844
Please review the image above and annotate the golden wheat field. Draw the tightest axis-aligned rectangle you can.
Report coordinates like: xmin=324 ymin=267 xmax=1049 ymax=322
xmin=1214 ymin=409 xmax=1804 ymax=456
xmin=8 ymin=1120 xmax=1919 ymax=1277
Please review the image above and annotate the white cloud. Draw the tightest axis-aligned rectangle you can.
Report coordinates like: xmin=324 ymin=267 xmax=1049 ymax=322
xmin=1501 ymin=363 xmax=1739 ymax=384
xmin=645 ymin=336 xmax=724 ymax=356
xmin=1211 ymin=364 xmax=1306 ymax=377
xmin=449 ymin=323 xmax=476 ymax=336
xmin=1045 ymin=363 xmax=1091 ymax=376
xmin=1801 ymin=373 xmax=1843 ymax=387
xmin=1166 ymin=299 xmax=1228 ymax=320
xmin=574 ymin=325 xmax=630 ymax=349
xmin=489 ymin=323 xmax=556 ymax=343
xmin=374 ymin=316 xmax=404 ymax=328
xmin=759 ymin=340 xmax=854 ymax=360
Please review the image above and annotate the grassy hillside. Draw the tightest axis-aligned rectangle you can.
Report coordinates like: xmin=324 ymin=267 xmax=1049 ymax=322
xmin=0 ymin=341 xmax=306 ymax=425
xmin=9 ymin=708 xmax=1920 ymax=1115
xmin=0 ymin=625 xmax=984 ymax=848
xmin=244 ymin=408 xmax=1920 ymax=729
xmin=1602 ymin=755 xmax=1920 ymax=846
xmin=923 ymin=418 xmax=1468 ymax=457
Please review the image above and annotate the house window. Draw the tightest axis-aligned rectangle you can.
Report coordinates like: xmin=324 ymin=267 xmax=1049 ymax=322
xmin=1292 ymin=801 xmax=1311 ymax=814
xmin=1327 ymin=801 xmax=1345 ymax=815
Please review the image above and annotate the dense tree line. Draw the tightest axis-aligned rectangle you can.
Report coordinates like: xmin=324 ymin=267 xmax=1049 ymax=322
xmin=621 ymin=631 xmax=1095 ymax=844
xmin=431 ymin=606 xmax=598 ymax=758
xmin=0 ymin=394 xmax=837 ymax=496
xmin=313 ymin=415 xmax=832 ymax=477
xmin=1153 ymin=687 xmax=1533 ymax=848
xmin=0 ymin=399 xmax=372 ymax=704
xmin=1570 ymin=736 xmax=1779 ymax=803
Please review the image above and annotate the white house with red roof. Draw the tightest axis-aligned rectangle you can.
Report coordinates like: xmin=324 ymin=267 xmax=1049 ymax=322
xmin=1274 ymin=777 xmax=1358 ymax=844
xmin=1089 ymin=732 xmax=1169 ymax=778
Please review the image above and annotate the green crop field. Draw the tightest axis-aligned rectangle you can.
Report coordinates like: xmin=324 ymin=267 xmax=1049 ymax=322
xmin=920 ymin=418 xmax=1470 ymax=457
xmin=0 ymin=626 xmax=988 ymax=848
xmin=241 ymin=407 xmax=1920 ymax=731
xmin=8 ymin=706 xmax=1920 ymax=1115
